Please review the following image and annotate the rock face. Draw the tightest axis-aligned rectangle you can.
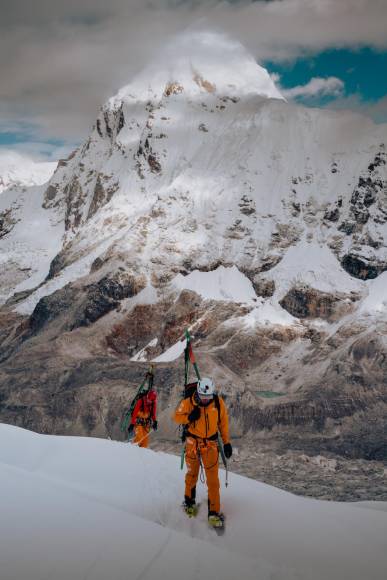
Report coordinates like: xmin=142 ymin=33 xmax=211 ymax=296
xmin=0 ymin=32 xmax=386 ymax=500
xmin=279 ymin=286 xmax=358 ymax=320
xmin=29 ymin=273 xmax=147 ymax=334
xmin=341 ymin=254 xmax=386 ymax=280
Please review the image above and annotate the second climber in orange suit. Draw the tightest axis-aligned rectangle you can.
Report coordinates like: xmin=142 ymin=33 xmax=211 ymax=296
xmin=173 ymin=377 xmax=232 ymax=527
xmin=128 ymin=389 xmax=157 ymax=448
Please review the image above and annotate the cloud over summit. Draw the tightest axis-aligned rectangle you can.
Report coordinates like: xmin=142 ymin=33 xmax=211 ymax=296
xmin=1 ymin=0 xmax=386 ymax=155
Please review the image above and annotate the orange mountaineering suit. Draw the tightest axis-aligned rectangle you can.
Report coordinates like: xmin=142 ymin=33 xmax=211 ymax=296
xmin=173 ymin=394 xmax=230 ymax=514
xmin=131 ymin=390 xmax=157 ymax=448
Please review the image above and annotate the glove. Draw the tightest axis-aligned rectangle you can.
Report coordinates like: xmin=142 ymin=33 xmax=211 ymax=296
xmin=223 ymin=443 xmax=232 ymax=459
xmin=128 ymin=424 xmax=134 ymax=434
xmin=152 ymin=420 xmax=158 ymax=431
xmin=188 ymin=406 xmax=201 ymax=423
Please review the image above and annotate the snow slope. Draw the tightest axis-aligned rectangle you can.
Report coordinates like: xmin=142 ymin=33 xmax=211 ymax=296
xmin=0 ymin=151 xmax=56 ymax=194
xmin=0 ymin=424 xmax=386 ymax=580
xmin=0 ymin=183 xmax=64 ymax=304
xmin=172 ymin=265 xmax=258 ymax=303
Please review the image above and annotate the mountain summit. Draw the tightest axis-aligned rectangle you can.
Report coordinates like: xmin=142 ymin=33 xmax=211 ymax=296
xmin=114 ymin=31 xmax=284 ymax=103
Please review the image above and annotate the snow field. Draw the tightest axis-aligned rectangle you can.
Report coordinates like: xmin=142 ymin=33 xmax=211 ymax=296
xmin=0 ymin=151 xmax=56 ymax=194
xmin=0 ymin=424 xmax=386 ymax=580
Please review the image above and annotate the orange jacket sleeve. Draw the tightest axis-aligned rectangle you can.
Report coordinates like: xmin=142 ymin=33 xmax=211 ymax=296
xmin=218 ymin=397 xmax=230 ymax=444
xmin=173 ymin=396 xmax=194 ymax=425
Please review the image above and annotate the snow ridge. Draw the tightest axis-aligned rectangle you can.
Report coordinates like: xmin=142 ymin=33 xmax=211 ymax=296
xmin=0 ymin=424 xmax=386 ymax=580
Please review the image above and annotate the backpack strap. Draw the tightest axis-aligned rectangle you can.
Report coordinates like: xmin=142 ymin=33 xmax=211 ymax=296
xmin=214 ymin=394 xmax=221 ymax=423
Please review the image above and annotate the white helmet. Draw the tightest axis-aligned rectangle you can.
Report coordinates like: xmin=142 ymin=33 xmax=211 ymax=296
xmin=197 ymin=377 xmax=215 ymax=398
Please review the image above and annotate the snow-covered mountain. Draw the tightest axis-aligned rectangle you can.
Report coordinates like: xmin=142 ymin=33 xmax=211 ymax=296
xmin=0 ymin=32 xmax=386 ymax=497
xmin=1 ymin=424 xmax=386 ymax=580
xmin=2 ymin=32 xmax=386 ymax=314
xmin=0 ymin=151 xmax=56 ymax=194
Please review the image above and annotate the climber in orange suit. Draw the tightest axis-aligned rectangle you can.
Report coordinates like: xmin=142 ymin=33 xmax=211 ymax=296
xmin=173 ymin=377 xmax=232 ymax=525
xmin=128 ymin=389 xmax=157 ymax=448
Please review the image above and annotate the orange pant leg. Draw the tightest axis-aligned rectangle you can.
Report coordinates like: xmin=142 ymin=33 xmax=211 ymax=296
xmin=133 ymin=424 xmax=149 ymax=448
xmin=200 ymin=441 xmax=220 ymax=513
xmin=184 ymin=437 xmax=200 ymax=500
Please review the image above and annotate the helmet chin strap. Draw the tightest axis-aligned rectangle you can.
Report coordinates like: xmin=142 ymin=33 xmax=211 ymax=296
xmin=198 ymin=396 xmax=213 ymax=406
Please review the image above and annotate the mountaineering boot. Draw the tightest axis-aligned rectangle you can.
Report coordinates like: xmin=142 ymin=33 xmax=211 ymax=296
xmin=183 ymin=496 xmax=199 ymax=518
xmin=208 ymin=511 xmax=225 ymax=531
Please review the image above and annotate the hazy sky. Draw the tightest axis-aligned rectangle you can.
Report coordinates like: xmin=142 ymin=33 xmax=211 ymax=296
xmin=1 ymin=0 xmax=386 ymax=159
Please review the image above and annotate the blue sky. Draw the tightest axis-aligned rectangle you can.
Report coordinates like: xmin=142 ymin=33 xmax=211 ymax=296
xmin=264 ymin=47 xmax=387 ymax=116
xmin=1 ymin=0 xmax=387 ymax=160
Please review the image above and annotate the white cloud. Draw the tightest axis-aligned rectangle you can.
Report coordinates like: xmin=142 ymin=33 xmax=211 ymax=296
xmin=281 ymin=76 xmax=345 ymax=100
xmin=329 ymin=93 xmax=387 ymax=123
xmin=0 ymin=142 xmax=76 ymax=162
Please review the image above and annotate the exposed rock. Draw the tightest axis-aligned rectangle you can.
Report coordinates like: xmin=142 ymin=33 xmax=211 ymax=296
xmin=46 ymin=251 xmax=68 ymax=280
xmin=43 ymin=184 xmax=59 ymax=204
xmin=64 ymin=177 xmax=87 ymax=231
xmin=30 ymin=273 xmax=147 ymax=334
xmin=239 ymin=394 xmax=372 ymax=432
xmin=193 ymin=72 xmax=216 ymax=93
xmin=107 ymin=303 xmax=169 ymax=356
xmin=324 ymin=206 xmax=340 ymax=222
xmin=0 ymin=208 xmax=17 ymax=239
xmin=87 ymin=174 xmax=119 ymax=219
xmin=148 ymin=154 xmax=162 ymax=173
xmin=252 ymin=278 xmax=275 ymax=298
xmin=279 ymin=286 xmax=349 ymax=320
xmin=341 ymin=254 xmax=385 ymax=280
xmin=238 ymin=195 xmax=256 ymax=216
xmin=349 ymin=169 xmax=386 ymax=225
xmin=90 ymin=256 xmax=105 ymax=273
xmin=164 ymin=82 xmax=184 ymax=97
xmin=30 ymin=286 xmax=79 ymax=334
xmin=258 ymin=255 xmax=283 ymax=272
xmin=270 ymin=223 xmax=301 ymax=249
xmin=78 ymin=274 xmax=147 ymax=328
xmin=338 ymin=220 xmax=356 ymax=235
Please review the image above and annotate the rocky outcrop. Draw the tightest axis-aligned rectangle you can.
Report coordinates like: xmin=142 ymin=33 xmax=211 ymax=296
xmin=30 ymin=273 xmax=147 ymax=334
xmin=252 ymin=278 xmax=275 ymax=298
xmin=349 ymin=152 xmax=387 ymax=226
xmin=238 ymin=394 xmax=373 ymax=431
xmin=87 ymin=174 xmax=119 ymax=219
xmin=0 ymin=208 xmax=17 ymax=239
xmin=79 ymin=274 xmax=146 ymax=327
xmin=279 ymin=286 xmax=357 ymax=320
xmin=341 ymin=254 xmax=386 ymax=280
xmin=30 ymin=286 xmax=78 ymax=333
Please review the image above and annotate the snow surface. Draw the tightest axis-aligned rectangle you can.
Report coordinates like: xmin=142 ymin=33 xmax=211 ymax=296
xmin=0 ymin=184 xmax=64 ymax=305
xmin=172 ymin=265 xmax=257 ymax=304
xmin=264 ymin=238 xmax=365 ymax=299
xmin=0 ymin=151 xmax=56 ymax=193
xmin=232 ymin=300 xmax=299 ymax=328
xmin=14 ymin=235 xmax=118 ymax=315
xmin=360 ymin=271 xmax=387 ymax=314
xmin=152 ymin=338 xmax=187 ymax=363
xmin=0 ymin=424 xmax=386 ymax=580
